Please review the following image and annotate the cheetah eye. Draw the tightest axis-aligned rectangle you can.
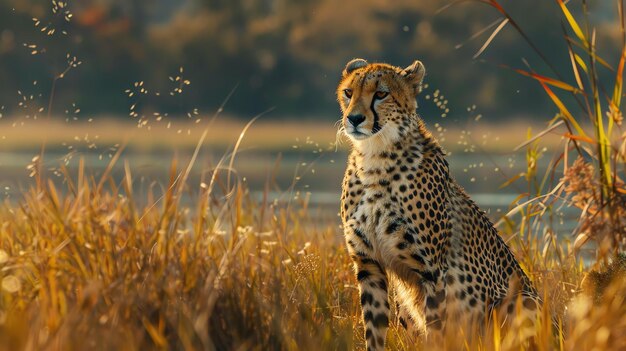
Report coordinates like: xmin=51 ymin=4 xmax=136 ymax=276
xmin=375 ymin=91 xmax=389 ymax=99
xmin=344 ymin=89 xmax=353 ymax=99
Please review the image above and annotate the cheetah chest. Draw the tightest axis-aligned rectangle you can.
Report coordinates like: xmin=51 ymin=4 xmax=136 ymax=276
xmin=352 ymin=189 xmax=400 ymax=256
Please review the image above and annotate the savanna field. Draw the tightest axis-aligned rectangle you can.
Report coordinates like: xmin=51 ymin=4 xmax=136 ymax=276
xmin=1 ymin=1 xmax=626 ymax=350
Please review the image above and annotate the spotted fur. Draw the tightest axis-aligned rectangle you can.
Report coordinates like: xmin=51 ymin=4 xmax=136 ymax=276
xmin=337 ymin=59 xmax=542 ymax=350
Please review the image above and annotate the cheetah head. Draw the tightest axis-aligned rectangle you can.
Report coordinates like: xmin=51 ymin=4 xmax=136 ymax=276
xmin=337 ymin=59 xmax=425 ymax=146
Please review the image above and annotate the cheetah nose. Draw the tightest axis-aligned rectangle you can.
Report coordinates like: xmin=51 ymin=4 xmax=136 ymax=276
xmin=347 ymin=114 xmax=366 ymax=127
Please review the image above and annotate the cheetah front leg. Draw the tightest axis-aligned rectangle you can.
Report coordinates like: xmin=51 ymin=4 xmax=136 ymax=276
xmin=385 ymin=223 xmax=448 ymax=344
xmin=422 ymin=276 xmax=447 ymax=345
xmin=395 ymin=300 xmax=422 ymax=338
xmin=345 ymin=228 xmax=390 ymax=351
xmin=353 ymin=255 xmax=389 ymax=351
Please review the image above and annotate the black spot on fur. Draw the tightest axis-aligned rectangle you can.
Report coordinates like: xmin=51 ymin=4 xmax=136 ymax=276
xmin=426 ymin=296 xmax=439 ymax=309
xmin=421 ymin=271 xmax=436 ymax=283
xmin=386 ymin=221 xmax=400 ymax=234
xmin=373 ymin=314 xmax=389 ymax=328
xmin=361 ymin=291 xmax=373 ymax=305
xmin=357 ymin=270 xmax=371 ymax=281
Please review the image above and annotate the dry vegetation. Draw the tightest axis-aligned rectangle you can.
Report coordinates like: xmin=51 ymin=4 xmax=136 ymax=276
xmin=0 ymin=136 xmax=622 ymax=351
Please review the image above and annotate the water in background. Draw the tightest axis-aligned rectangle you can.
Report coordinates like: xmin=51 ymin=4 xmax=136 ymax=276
xmin=0 ymin=147 xmax=580 ymax=237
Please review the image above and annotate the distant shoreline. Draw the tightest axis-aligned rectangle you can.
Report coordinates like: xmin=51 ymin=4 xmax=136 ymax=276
xmin=0 ymin=116 xmax=567 ymax=153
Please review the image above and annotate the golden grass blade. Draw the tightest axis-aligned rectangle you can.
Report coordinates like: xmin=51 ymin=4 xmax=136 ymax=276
xmin=473 ymin=18 xmax=509 ymax=59
xmin=513 ymin=120 xmax=564 ymax=151
xmin=538 ymin=80 xmax=588 ymax=138
xmin=613 ymin=48 xmax=625 ymax=106
xmin=499 ymin=172 xmax=524 ymax=189
xmin=616 ymin=0 xmax=626 ymax=43
xmin=557 ymin=0 xmax=587 ymax=43
xmin=52 ymin=238 xmax=71 ymax=255
xmin=568 ymin=48 xmax=585 ymax=90
xmin=177 ymin=127 xmax=208 ymax=194
xmin=139 ymin=86 xmax=246 ymax=226
xmin=455 ymin=18 xmax=504 ymax=50
xmin=610 ymin=46 xmax=626 ymax=139
xmin=226 ymin=107 xmax=275 ymax=192
xmin=139 ymin=117 xmax=211 ymax=225
xmin=95 ymin=143 xmax=126 ymax=194
xmin=486 ymin=0 xmax=506 ymax=14
xmin=513 ymin=68 xmax=582 ymax=93
xmin=207 ymin=83 xmax=238 ymax=127
xmin=565 ymin=36 xmax=613 ymax=71
xmin=137 ymin=171 xmax=182 ymax=224
xmin=47 ymin=179 xmax=61 ymax=211
xmin=589 ymin=29 xmax=614 ymax=195
xmin=123 ymin=159 xmax=137 ymax=227
xmin=495 ymin=180 xmax=565 ymax=227
xmin=576 ymin=55 xmax=592 ymax=77
xmin=124 ymin=159 xmax=133 ymax=200
xmin=142 ymin=317 xmax=168 ymax=347
xmin=563 ymin=132 xmax=594 ymax=144
xmin=77 ymin=155 xmax=84 ymax=184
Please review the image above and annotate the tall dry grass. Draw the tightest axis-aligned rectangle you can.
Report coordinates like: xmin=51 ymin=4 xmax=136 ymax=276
xmin=0 ymin=145 xmax=359 ymax=350
xmin=468 ymin=0 xmax=626 ymax=256
xmin=0 ymin=134 xmax=622 ymax=351
xmin=466 ymin=0 xmax=626 ymax=349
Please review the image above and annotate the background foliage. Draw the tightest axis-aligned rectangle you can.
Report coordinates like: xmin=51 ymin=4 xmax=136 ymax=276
xmin=0 ymin=0 xmax=620 ymax=119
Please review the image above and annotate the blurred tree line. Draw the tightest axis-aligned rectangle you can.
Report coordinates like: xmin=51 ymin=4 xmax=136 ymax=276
xmin=0 ymin=0 xmax=620 ymax=122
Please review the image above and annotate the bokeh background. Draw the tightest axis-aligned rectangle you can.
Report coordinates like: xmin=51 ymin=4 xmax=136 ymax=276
xmin=1 ymin=1 xmax=620 ymax=117
xmin=0 ymin=0 xmax=621 ymax=223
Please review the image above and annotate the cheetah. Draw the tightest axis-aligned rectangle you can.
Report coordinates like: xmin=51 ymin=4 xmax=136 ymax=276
xmin=337 ymin=58 xmax=544 ymax=350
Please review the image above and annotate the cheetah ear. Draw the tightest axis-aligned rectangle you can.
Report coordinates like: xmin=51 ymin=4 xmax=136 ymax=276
xmin=343 ymin=58 xmax=368 ymax=77
xmin=401 ymin=60 xmax=426 ymax=94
